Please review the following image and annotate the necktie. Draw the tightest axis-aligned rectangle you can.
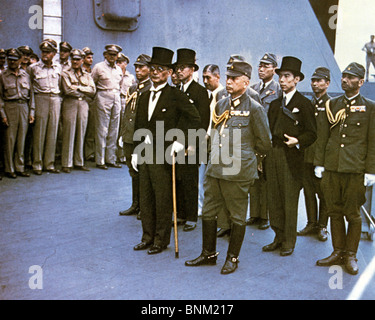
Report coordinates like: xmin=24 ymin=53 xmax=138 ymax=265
xmin=260 ymin=83 xmax=266 ymax=94
xmin=151 ymin=90 xmax=158 ymax=101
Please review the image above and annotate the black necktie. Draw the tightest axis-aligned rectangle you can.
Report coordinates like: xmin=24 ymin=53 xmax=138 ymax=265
xmin=151 ymin=90 xmax=158 ymax=101
xmin=260 ymin=83 xmax=266 ymax=94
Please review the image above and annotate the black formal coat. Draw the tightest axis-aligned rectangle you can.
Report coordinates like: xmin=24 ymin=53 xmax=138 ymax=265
xmin=267 ymin=90 xmax=317 ymax=181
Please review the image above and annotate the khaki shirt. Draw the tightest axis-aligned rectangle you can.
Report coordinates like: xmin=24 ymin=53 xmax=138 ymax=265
xmin=92 ymin=60 xmax=123 ymax=91
xmin=0 ymin=67 xmax=31 ymax=118
xmin=61 ymin=67 xmax=96 ymax=100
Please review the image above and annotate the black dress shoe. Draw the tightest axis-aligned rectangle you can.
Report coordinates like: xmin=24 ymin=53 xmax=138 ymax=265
xmin=62 ymin=167 xmax=71 ymax=173
xmin=221 ymin=255 xmax=239 ymax=274
xmin=262 ymin=240 xmax=282 ymax=252
xmin=74 ymin=165 xmax=90 ymax=171
xmin=185 ymin=250 xmax=219 ymax=266
xmin=16 ymin=171 xmax=30 ymax=177
xmin=119 ymin=205 xmax=140 ymax=216
xmin=133 ymin=242 xmax=152 ymax=251
xmin=47 ymin=168 xmax=60 ymax=174
xmin=106 ymin=162 xmax=122 ymax=168
xmin=297 ymin=223 xmax=318 ymax=236
xmin=316 ymin=250 xmax=344 ymax=266
xmin=246 ymin=217 xmax=260 ymax=225
xmin=280 ymin=248 xmax=294 ymax=256
xmin=217 ymin=228 xmax=231 ymax=237
xmin=96 ymin=164 xmax=108 ymax=170
xmin=33 ymin=170 xmax=42 ymax=175
xmin=147 ymin=244 xmax=166 ymax=255
xmin=6 ymin=172 xmax=17 ymax=179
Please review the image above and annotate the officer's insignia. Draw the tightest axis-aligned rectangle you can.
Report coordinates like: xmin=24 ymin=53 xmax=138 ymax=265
xmin=265 ymin=90 xmax=275 ymax=96
xmin=263 ymin=55 xmax=268 ymax=59
xmin=139 ymin=83 xmax=144 ymax=89
xmin=350 ymin=105 xmax=366 ymax=112
xmin=43 ymin=43 xmax=48 ymax=48
xmin=233 ymin=99 xmax=240 ymax=107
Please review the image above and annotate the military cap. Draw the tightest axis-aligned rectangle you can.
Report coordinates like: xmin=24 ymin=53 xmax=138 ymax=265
xmin=70 ymin=49 xmax=84 ymax=60
xmin=259 ymin=53 xmax=278 ymax=67
xmin=18 ymin=45 xmax=34 ymax=55
xmin=104 ymin=44 xmax=122 ymax=54
xmin=0 ymin=49 xmax=6 ymax=57
xmin=134 ymin=54 xmax=151 ymax=66
xmin=226 ymin=54 xmax=246 ymax=66
xmin=60 ymin=41 xmax=72 ymax=52
xmin=117 ymin=53 xmax=129 ymax=63
xmin=342 ymin=62 xmax=365 ymax=79
xmin=311 ymin=67 xmax=330 ymax=81
xmin=82 ymin=47 xmax=94 ymax=56
xmin=6 ymin=48 xmax=22 ymax=60
xmin=226 ymin=61 xmax=252 ymax=78
xmin=39 ymin=39 xmax=58 ymax=52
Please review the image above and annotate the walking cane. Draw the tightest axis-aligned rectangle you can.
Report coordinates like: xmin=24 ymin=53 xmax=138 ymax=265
xmin=172 ymin=152 xmax=179 ymax=258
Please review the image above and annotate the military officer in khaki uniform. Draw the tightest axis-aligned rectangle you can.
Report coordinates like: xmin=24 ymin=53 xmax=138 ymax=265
xmin=119 ymin=54 xmax=151 ymax=217
xmin=18 ymin=46 xmax=34 ymax=71
xmin=61 ymin=49 xmax=96 ymax=173
xmin=315 ymin=62 xmax=375 ymax=275
xmin=249 ymin=53 xmax=282 ymax=230
xmin=186 ymin=60 xmax=272 ymax=274
xmin=28 ymin=39 xmax=62 ymax=175
xmin=0 ymin=48 xmax=31 ymax=178
xmin=91 ymin=44 xmax=123 ymax=169
xmin=57 ymin=41 xmax=72 ymax=71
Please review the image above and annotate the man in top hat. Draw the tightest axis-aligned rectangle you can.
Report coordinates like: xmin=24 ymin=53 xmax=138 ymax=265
xmin=185 ymin=59 xmax=272 ymax=274
xmin=119 ymin=53 xmax=152 ymax=218
xmin=315 ymin=62 xmax=375 ymax=275
xmin=263 ymin=56 xmax=316 ymax=256
xmin=58 ymin=41 xmax=72 ymax=71
xmin=17 ymin=46 xmax=34 ymax=71
xmin=248 ymin=53 xmax=282 ymax=230
xmin=174 ymin=48 xmax=211 ymax=231
xmin=28 ymin=39 xmax=62 ymax=174
xmin=131 ymin=47 xmax=201 ymax=255
xmin=61 ymin=49 xmax=96 ymax=173
xmin=91 ymin=44 xmax=123 ymax=169
xmin=298 ymin=67 xmax=331 ymax=241
xmin=0 ymin=48 xmax=31 ymax=178
xmin=362 ymin=35 xmax=375 ymax=82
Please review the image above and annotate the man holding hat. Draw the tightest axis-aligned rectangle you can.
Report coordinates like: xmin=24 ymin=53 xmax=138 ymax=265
xmin=28 ymin=39 xmax=62 ymax=175
xmin=248 ymin=53 xmax=282 ymax=230
xmin=185 ymin=58 xmax=271 ymax=274
xmin=131 ymin=47 xmax=201 ymax=255
xmin=174 ymin=48 xmax=211 ymax=231
xmin=119 ymin=53 xmax=152 ymax=218
xmin=315 ymin=62 xmax=375 ymax=275
xmin=263 ymin=56 xmax=316 ymax=256
xmin=61 ymin=49 xmax=96 ymax=173
xmin=298 ymin=67 xmax=331 ymax=241
xmin=0 ymin=48 xmax=31 ymax=178
xmin=92 ymin=44 xmax=123 ymax=169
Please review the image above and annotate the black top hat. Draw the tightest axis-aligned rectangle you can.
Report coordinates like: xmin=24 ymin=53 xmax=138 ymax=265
xmin=149 ymin=47 xmax=174 ymax=67
xmin=276 ymin=56 xmax=304 ymax=81
xmin=174 ymin=48 xmax=199 ymax=71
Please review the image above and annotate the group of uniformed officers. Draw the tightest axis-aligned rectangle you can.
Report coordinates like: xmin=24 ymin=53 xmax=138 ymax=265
xmin=1 ymin=41 xmax=374 ymax=276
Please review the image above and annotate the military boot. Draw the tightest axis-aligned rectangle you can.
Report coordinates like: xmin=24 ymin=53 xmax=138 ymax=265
xmin=185 ymin=220 xmax=218 ymax=266
xmin=221 ymin=223 xmax=246 ymax=274
xmin=344 ymin=220 xmax=362 ymax=275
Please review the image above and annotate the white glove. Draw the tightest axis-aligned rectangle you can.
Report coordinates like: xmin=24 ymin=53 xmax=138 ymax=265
xmin=131 ymin=154 xmax=138 ymax=172
xmin=314 ymin=166 xmax=325 ymax=178
xmin=364 ymin=174 xmax=375 ymax=186
xmin=170 ymin=141 xmax=184 ymax=156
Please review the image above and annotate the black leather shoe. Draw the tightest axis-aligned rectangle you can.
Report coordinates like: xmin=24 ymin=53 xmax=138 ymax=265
xmin=258 ymin=219 xmax=270 ymax=230
xmin=221 ymin=255 xmax=239 ymax=274
xmin=119 ymin=205 xmax=140 ymax=216
xmin=16 ymin=171 xmax=30 ymax=177
xmin=62 ymin=167 xmax=71 ymax=173
xmin=106 ymin=162 xmax=122 ymax=168
xmin=133 ymin=242 xmax=152 ymax=251
xmin=345 ymin=253 xmax=359 ymax=275
xmin=297 ymin=223 xmax=317 ymax=236
xmin=246 ymin=217 xmax=260 ymax=225
xmin=316 ymin=250 xmax=344 ymax=266
xmin=262 ymin=240 xmax=282 ymax=252
xmin=217 ymin=228 xmax=231 ymax=237
xmin=147 ymin=245 xmax=166 ymax=255
xmin=74 ymin=165 xmax=90 ymax=171
xmin=185 ymin=250 xmax=219 ymax=266
xmin=33 ymin=170 xmax=42 ymax=175
xmin=6 ymin=172 xmax=17 ymax=179
xmin=280 ymin=248 xmax=294 ymax=256
xmin=183 ymin=223 xmax=196 ymax=232
xmin=96 ymin=164 xmax=108 ymax=170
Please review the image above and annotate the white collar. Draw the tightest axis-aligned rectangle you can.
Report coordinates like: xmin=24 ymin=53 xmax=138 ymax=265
xmin=150 ymin=81 xmax=168 ymax=92
xmin=283 ymin=88 xmax=297 ymax=105
xmin=182 ymin=78 xmax=194 ymax=92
